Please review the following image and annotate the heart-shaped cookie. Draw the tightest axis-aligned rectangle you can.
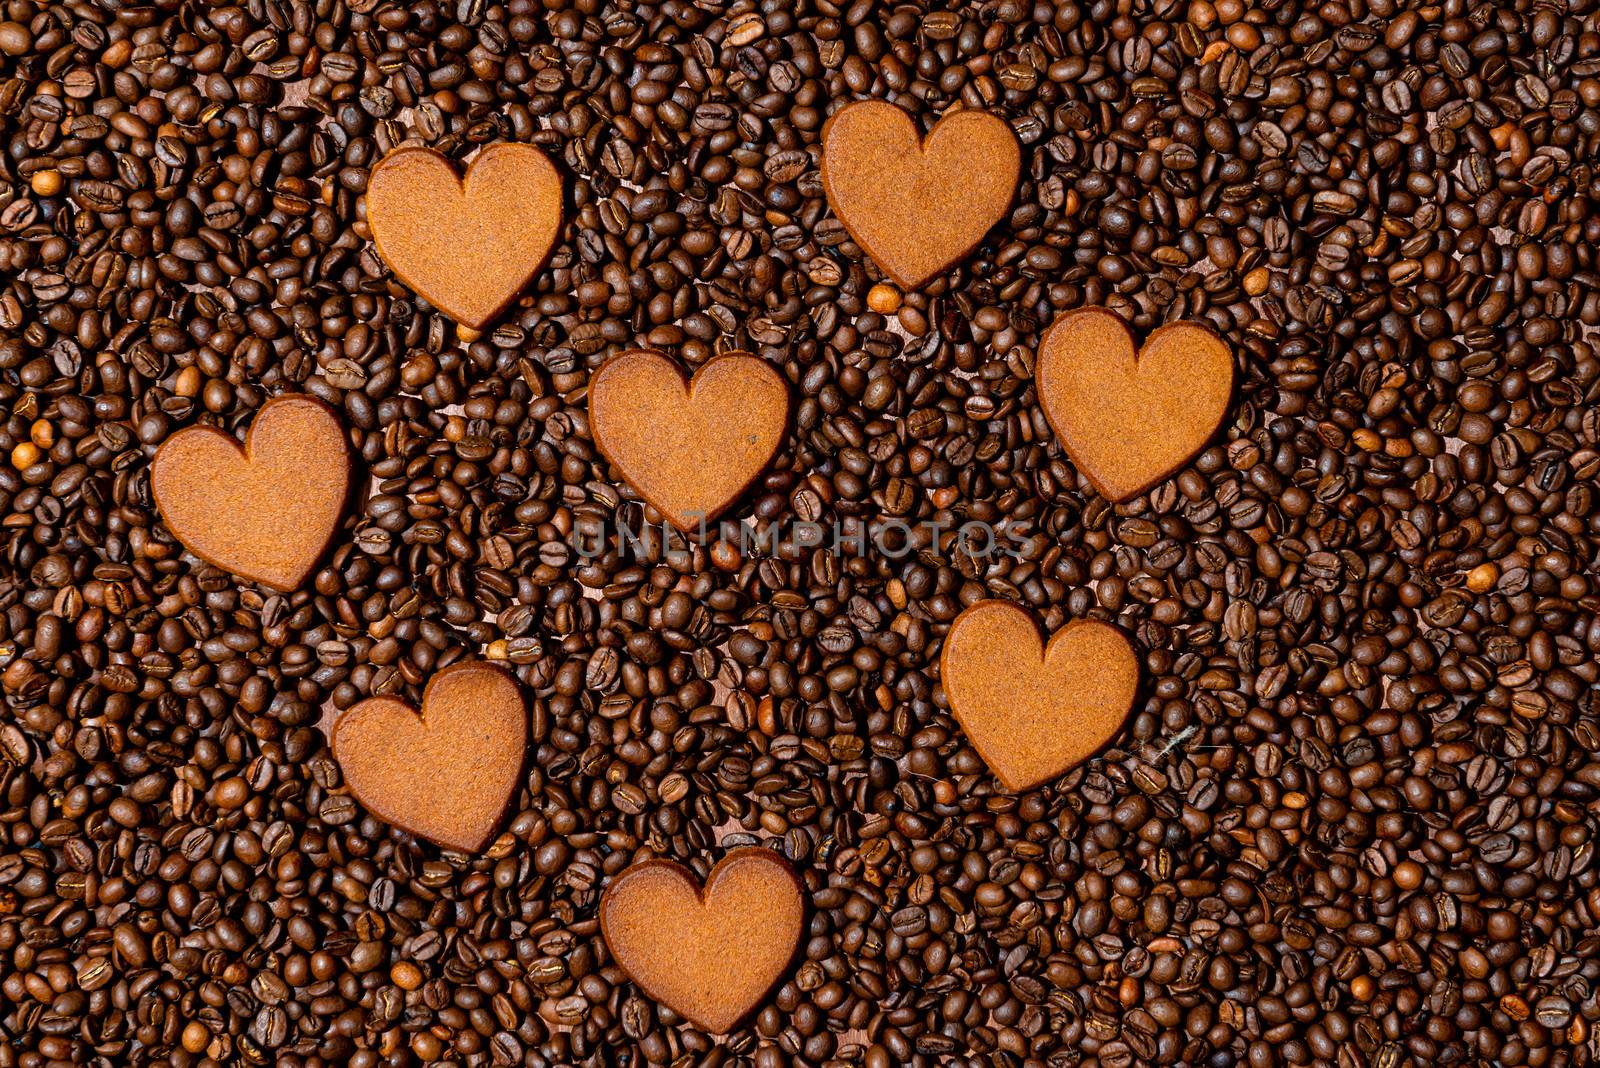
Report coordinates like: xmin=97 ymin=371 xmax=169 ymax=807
xmin=332 ymin=661 xmax=526 ymax=852
xmin=150 ymin=395 xmax=350 ymax=591
xmin=365 ymin=143 xmax=562 ymax=329
xmin=1036 ymin=308 xmax=1234 ymax=502
xmin=820 ymin=101 xmax=1020 ymax=289
xmin=940 ymin=600 xmax=1139 ymax=791
xmin=588 ymin=350 xmax=788 ymax=532
xmin=600 ymin=848 xmax=804 ymax=1033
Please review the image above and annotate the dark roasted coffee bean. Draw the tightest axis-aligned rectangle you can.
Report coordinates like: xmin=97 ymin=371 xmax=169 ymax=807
xmin=0 ymin=0 xmax=1596 ymax=1064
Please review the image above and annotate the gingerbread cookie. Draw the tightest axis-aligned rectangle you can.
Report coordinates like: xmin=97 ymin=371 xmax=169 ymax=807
xmin=941 ymin=600 xmax=1139 ymax=790
xmin=600 ymin=848 xmax=804 ymax=1033
xmin=151 ymin=395 xmax=350 ymax=591
xmin=1035 ymin=308 xmax=1234 ymax=502
xmin=821 ymin=101 xmax=1019 ymax=289
xmin=588 ymin=350 xmax=788 ymax=532
xmin=332 ymin=661 xmax=527 ymax=852
xmin=366 ymin=143 xmax=562 ymax=329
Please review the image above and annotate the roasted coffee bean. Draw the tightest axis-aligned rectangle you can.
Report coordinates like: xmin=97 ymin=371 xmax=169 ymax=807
xmin=1 ymin=0 xmax=1597 ymax=1064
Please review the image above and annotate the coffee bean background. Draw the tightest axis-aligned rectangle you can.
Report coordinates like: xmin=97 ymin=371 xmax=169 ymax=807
xmin=3 ymin=0 xmax=1600 ymax=1066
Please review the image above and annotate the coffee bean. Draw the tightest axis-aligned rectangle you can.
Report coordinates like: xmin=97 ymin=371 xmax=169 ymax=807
xmin=0 ymin=0 xmax=1595 ymax=1063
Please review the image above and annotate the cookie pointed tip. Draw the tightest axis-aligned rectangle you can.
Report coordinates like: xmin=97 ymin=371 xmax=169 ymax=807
xmin=438 ymin=827 xmax=491 ymax=854
xmin=255 ymin=567 xmax=310 ymax=594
